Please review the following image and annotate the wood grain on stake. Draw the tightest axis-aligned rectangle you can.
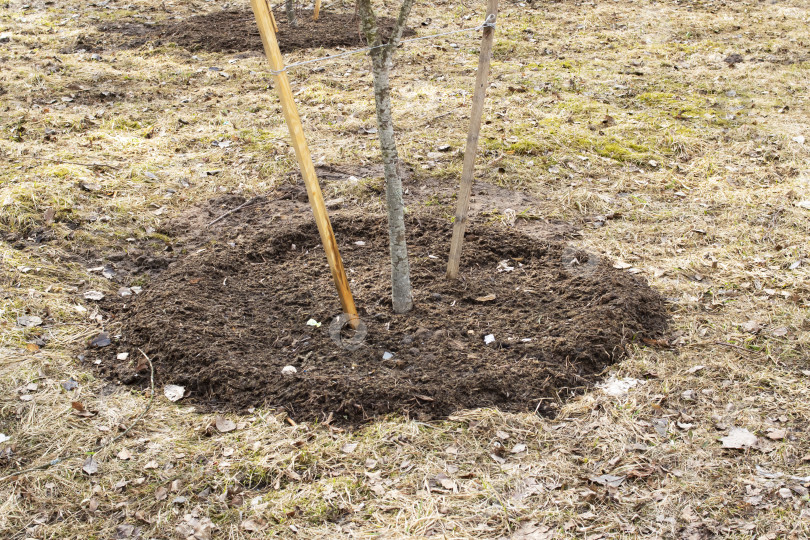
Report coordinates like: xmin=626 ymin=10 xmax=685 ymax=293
xmin=250 ymin=0 xmax=359 ymax=326
xmin=446 ymin=0 xmax=499 ymax=279
xmin=314 ymin=0 xmax=321 ymax=21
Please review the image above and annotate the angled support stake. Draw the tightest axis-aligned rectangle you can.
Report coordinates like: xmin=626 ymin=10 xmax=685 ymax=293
xmin=250 ymin=0 xmax=359 ymax=326
xmin=446 ymin=0 xmax=499 ymax=280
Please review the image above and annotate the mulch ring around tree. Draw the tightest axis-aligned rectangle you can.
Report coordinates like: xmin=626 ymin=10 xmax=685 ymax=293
xmin=95 ymin=208 xmax=669 ymax=425
xmin=74 ymin=9 xmax=415 ymax=54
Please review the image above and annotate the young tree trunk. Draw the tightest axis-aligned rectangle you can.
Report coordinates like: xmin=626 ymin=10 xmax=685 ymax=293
xmin=285 ymin=0 xmax=297 ymax=26
xmin=357 ymin=0 xmax=414 ymax=314
xmin=371 ymin=51 xmax=412 ymax=313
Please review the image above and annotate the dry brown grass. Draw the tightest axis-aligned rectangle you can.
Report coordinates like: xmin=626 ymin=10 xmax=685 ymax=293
xmin=2 ymin=0 xmax=810 ymax=537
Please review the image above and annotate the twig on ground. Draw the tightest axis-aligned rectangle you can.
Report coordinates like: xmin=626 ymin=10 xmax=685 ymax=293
xmin=0 ymin=349 xmax=156 ymax=483
xmin=427 ymin=111 xmax=452 ymax=125
xmin=687 ymin=341 xmax=759 ymax=355
xmin=40 ymin=158 xmax=120 ymax=170
xmin=486 ymin=153 xmax=505 ymax=168
xmin=206 ymin=195 xmax=267 ymax=227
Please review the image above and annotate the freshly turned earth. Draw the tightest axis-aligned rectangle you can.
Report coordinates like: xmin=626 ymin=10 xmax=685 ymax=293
xmin=99 ymin=208 xmax=669 ymax=424
xmin=82 ymin=9 xmax=415 ymax=54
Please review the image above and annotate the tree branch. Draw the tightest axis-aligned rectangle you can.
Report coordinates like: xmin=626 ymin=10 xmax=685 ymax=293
xmin=388 ymin=0 xmax=415 ymax=55
xmin=356 ymin=0 xmax=380 ymax=47
xmin=357 ymin=0 xmax=416 ymax=60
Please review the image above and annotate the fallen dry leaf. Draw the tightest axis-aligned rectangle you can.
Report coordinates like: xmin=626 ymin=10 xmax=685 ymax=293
xmin=341 ymin=442 xmax=358 ymax=454
xmin=720 ymin=427 xmax=758 ymax=449
xmin=766 ymin=428 xmax=787 ymax=441
xmin=241 ymin=518 xmax=265 ymax=532
xmin=741 ymin=320 xmax=761 ymax=334
xmin=589 ymin=474 xmax=625 ymax=487
xmin=155 ymin=486 xmax=168 ymax=501
xmin=82 ymin=456 xmax=99 ymax=475
xmin=215 ymin=417 xmax=236 ymax=433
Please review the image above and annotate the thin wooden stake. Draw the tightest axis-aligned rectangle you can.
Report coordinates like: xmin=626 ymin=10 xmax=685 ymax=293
xmin=313 ymin=0 xmax=321 ymax=20
xmin=446 ymin=0 xmax=498 ymax=280
xmin=250 ymin=0 xmax=359 ymax=326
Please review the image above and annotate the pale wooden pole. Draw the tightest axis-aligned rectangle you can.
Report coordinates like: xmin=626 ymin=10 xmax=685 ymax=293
xmin=313 ymin=0 xmax=321 ymax=20
xmin=250 ymin=0 xmax=359 ymax=326
xmin=446 ymin=0 xmax=499 ymax=280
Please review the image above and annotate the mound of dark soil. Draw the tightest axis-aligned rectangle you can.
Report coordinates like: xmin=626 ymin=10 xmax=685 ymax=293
xmin=79 ymin=9 xmax=414 ymax=54
xmin=99 ymin=208 xmax=668 ymax=424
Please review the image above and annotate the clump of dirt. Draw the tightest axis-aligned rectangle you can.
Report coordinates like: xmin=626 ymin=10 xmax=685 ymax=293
xmin=98 ymin=206 xmax=669 ymax=425
xmin=78 ymin=9 xmax=415 ymax=54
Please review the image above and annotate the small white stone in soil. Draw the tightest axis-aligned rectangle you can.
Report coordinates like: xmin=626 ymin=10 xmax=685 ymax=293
xmin=382 ymin=352 xmax=394 ymax=361
xmin=117 ymin=352 xmax=129 ymax=360
xmin=484 ymin=334 xmax=496 ymax=345
xmin=282 ymin=365 xmax=297 ymax=376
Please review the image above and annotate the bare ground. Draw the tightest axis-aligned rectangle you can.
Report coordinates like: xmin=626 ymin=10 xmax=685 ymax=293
xmin=1 ymin=0 xmax=809 ymax=538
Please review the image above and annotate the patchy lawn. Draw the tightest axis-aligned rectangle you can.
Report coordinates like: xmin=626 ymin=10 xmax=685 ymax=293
xmin=1 ymin=0 xmax=809 ymax=537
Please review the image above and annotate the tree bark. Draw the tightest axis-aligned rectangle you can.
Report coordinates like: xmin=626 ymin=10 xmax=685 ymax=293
xmin=357 ymin=0 xmax=414 ymax=314
xmin=285 ymin=0 xmax=297 ymax=26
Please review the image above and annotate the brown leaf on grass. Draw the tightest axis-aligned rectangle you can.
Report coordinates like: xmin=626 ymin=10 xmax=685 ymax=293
xmin=772 ymin=327 xmax=788 ymax=337
xmin=511 ymin=522 xmax=554 ymax=539
xmin=720 ymin=427 xmax=758 ymax=449
xmin=215 ymin=417 xmax=236 ymax=433
xmin=134 ymin=510 xmax=151 ymax=523
xmin=176 ymin=515 xmax=214 ymax=540
xmin=117 ymin=448 xmax=132 ymax=460
xmin=626 ymin=465 xmax=657 ymax=479
xmin=438 ymin=475 xmax=457 ymax=491
xmin=25 ymin=343 xmax=39 ymax=352
xmin=341 ymin=442 xmax=358 ymax=454
xmin=741 ymin=320 xmax=761 ymax=334
xmin=72 ymin=401 xmax=96 ymax=417
xmin=79 ymin=182 xmax=102 ymax=192
xmin=155 ymin=486 xmax=168 ymax=501
xmin=589 ymin=474 xmax=625 ymax=487
xmin=766 ymin=428 xmax=787 ymax=440
xmin=241 ymin=518 xmax=266 ymax=532
xmin=82 ymin=456 xmax=99 ymax=475
xmin=115 ymin=524 xmax=135 ymax=539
